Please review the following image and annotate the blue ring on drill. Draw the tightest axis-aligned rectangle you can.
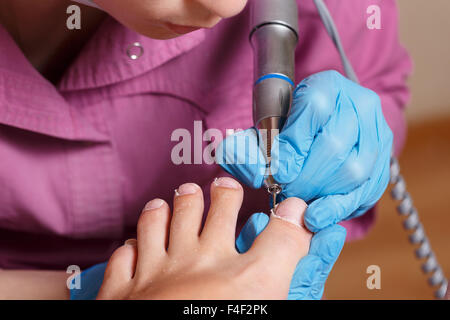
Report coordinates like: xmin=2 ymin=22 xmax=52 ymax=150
xmin=254 ymin=73 xmax=295 ymax=87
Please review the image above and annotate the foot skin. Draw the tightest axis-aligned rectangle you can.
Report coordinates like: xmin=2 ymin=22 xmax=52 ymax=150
xmin=97 ymin=177 xmax=312 ymax=300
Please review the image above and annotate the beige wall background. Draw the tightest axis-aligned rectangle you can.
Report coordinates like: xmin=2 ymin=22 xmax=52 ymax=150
xmin=397 ymin=0 xmax=450 ymax=123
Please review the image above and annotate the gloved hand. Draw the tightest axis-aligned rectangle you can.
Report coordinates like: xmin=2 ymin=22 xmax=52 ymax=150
xmin=70 ymin=211 xmax=346 ymax=300
xmin=217 ymin=70 xmax=393 ymax=232
xmin=236 ymin=213 xmax=346 ymax=300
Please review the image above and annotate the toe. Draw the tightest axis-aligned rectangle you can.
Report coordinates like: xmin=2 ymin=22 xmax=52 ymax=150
xmin=168 ymin=183 xmax=204 ymax=255
xmin=136 ymin=199 xmax=171 ymax=272
xmin=248 ymin=198 xmax=312 ymax=277
xmin=98 ymin=240 xmax=137 ymax=298
xmin=200 ymin=177 xmax=243 ymax=250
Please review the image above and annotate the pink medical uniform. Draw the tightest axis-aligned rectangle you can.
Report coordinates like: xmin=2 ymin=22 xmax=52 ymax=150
xmin=0 ymin=0 xmax=412 ymax=270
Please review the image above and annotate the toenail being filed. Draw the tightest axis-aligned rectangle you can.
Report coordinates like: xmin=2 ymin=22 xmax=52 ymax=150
xmin=213 ymin=177 xmax=240 ymax=189
xmin=175 ymin=183 xmax=200 ymax=196
xmin=271 ymin=198 xmax=308 ymax=228
xmin=143 ymin=199 xmax=165 ymax=211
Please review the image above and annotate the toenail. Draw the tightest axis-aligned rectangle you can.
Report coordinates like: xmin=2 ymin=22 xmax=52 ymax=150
xmin=213 ymin=177 xmax=240 ymax=189
xmin=124 ymin=239 xmax=137 ymax=247
xmin=143 ymin=199 xmax=165 ymax=211
xmin=175 ymin=183 xmax=199 ymax=196
xmin=272 ymin=198 xmax=308 ymax=228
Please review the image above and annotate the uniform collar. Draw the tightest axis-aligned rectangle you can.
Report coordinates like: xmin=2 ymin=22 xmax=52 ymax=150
xmin=0 ymin=18 xmax=206 ymax=141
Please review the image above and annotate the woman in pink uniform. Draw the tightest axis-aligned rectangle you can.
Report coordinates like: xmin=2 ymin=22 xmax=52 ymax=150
xmin=0 ymin=0 xmax=411 ymax=299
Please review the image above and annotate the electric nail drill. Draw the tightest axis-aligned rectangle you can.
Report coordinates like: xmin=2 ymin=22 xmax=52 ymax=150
xmin=249 ymin=0 xmax=299 ymax=207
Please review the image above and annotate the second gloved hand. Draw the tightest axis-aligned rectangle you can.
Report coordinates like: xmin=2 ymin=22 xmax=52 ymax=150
xmin=217 ymin=70 xmax=394 ymax=232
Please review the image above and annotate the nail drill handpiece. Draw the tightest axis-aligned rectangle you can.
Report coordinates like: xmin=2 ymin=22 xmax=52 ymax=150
xmin=249 ymin=0 xmax=299 ymax=207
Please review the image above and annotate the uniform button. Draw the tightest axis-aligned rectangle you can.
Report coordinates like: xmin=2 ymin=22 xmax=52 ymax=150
xmin=126 ymin=42 xmax=144 ymax=60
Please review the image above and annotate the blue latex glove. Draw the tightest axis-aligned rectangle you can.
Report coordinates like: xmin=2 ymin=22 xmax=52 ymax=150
xmin=71 ymin=213 xmax=345 ymax=300
xmin=217 ymin=70 xmax=393 ymax=232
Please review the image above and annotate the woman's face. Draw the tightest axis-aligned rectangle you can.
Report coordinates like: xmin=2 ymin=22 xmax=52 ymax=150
xmin=95 ymin=0 xmax=249 ymax=39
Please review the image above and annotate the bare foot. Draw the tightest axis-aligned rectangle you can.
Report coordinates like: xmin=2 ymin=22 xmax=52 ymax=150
xmin=97 ymin=177 xmax=312 ymax=300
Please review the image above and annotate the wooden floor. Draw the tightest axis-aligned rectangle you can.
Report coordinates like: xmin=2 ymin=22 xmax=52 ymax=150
xmin=325 ymin=116 xmax=450 ymax=299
